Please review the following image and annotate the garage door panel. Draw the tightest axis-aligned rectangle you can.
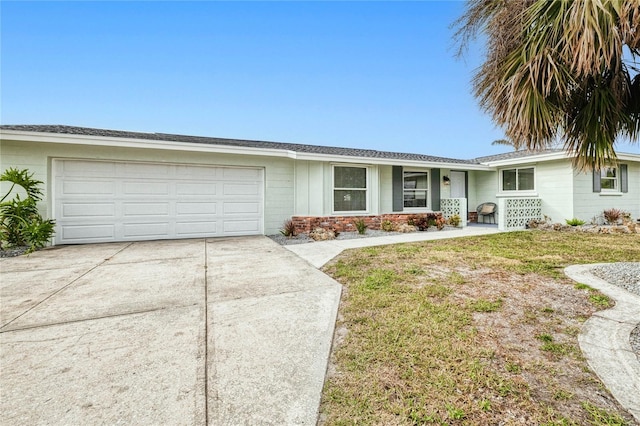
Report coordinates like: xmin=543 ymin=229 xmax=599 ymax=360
xmin=176 ymin=165 xmax=219 ymax=178
xmin=176 ymin=221 xmax=217 ymax=236
xmin=62 ymin=203 xmax=115 ymax=218
xmin=123 ymin=222 xmax=170 ymax=238
xmin=62 ymin=224 xmax=115 ymax=241
xmin=54 ymin=160 xmax=263 ymax=244
xmin=63 ymin=181 xmax=115 ymax=195
xmin=223 ymin=220 xmax=260 ymax=233
xmin=176 ymin=202 xmax=217 ymax=215
xmin=123 ymin=182 xmax=169 ymax=195
xmin=223 ymin=183 xmax=259 ymax=196
xmin=223 ymin=202 xmax=260 ymax=215
xmin=123 ymin=203 xmax=170 ymax=216
xmin=62 ymin=160 xmax=116 ymax=176
xmin=122 ymin=162 xmax=171 ymax=178
xmin=176 ymin=182 xmax=217 ymax=196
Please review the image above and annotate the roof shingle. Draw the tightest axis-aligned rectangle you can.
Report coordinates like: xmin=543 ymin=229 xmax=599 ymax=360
xmin=0 ymin=124 xmax=478 ymax=164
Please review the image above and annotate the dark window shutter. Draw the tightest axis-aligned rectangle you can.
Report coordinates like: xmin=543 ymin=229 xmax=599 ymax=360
xmin=392 ymin=166 xmax=403 ymax=212
xmin=620 ymin=164 xmax=628 ymax=193
xmin=592 ymin=169 xmax=601 ymax=193
xmin=431 ymin=169 xmax=440 ymax=211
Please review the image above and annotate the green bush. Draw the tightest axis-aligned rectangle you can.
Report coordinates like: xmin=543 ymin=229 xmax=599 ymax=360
xmin=354 ymin=218 xmax=367 ymax=235
xmin=565 ymin=218 xmax=585 ymax=226
xmin=279 ymin=219 xmax=297 ymax=237
xmin=448 ymin=214 xmax=462 ymax=227
xmin=380 ymin=220 xmax=395 ymax=232
xmin=1 ymin=168 xmax=56 ymax=252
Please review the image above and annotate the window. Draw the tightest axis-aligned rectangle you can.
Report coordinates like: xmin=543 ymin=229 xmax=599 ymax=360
xmin=600 ymin=167 xmax=617 ymax=191
xmin=333 ymin=166 xmax=367 ymax=212
xmin=501 ymin=167 xmax=534 ymax=191
xmin=403 ymin=171 xmax=428 ymax=208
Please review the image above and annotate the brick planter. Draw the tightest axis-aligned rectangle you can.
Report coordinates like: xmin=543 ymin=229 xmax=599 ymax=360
xmin=291 ymin=213 xmax=442 ymax=234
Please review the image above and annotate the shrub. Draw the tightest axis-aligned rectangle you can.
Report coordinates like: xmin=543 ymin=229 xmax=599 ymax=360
xmin=279 ymin=219 xmax=297 ymax=237
xmin=1 ymin=168 xmax=56 ymax=252
xmin=354 ymin=218 xmax=367 ymax=235
xmin=396 ymin=223 xmax=416 ymax=233
xmin=565 ymin=218 xmax=586 ymax=226
xmin=603 ymin=208 xmax=621 ymax=224
xmin=409 ymin=213 xmax=445 ymax=231
xmin=448 ymin=214 xmax=461 ymax=227
xmin=380 ymin=219 xmax=396 ymax=232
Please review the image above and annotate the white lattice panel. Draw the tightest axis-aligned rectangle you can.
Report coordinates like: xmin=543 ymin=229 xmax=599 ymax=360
xmin=499 ymin=198 xmax=542 ymax=231
xmin=440 ymin=198 xmax=467 ymax=227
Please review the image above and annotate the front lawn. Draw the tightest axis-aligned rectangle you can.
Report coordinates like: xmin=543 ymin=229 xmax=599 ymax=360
xmin=320 ymin=231 xmax=640 ymax=425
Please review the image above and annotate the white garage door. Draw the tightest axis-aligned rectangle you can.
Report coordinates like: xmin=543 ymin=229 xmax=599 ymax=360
xmin=53 ymin=159 xmax=264 ymax=244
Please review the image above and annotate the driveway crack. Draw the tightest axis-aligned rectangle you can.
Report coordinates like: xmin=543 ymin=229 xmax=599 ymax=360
xmin=0 ymin=243 xmax=133 ymax=331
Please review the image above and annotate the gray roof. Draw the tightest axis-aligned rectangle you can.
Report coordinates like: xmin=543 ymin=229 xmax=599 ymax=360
xmin=473 ymin=149 xmax=565 ymax=163
xmin=0 ymin=124 xmax=478 ymax=165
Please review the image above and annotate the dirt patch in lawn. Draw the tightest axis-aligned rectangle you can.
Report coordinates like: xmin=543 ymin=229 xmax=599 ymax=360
xmin=320 ymin=231 xmax=639 ymax=425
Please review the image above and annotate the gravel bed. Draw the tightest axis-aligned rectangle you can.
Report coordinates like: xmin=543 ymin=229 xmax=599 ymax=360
xmin=268 ymin=226 xmax=461 ymax=246
xmin=590 ymin=262 xmax=640 ymax=358
xmin=268 ymin=230 xmax=404 ymax=245
xmin=0 ymin=246 xmax=30 ymax=258
xmin=591 ymin=263 xmax=640 ymax=297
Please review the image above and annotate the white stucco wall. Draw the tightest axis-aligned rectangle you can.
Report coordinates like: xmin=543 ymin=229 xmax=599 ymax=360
xmin=0 ymin=139 xmax=295 ymax=235
xmin=470 ymin=170 xmax=498 ymax=216
xmin=378 ymin=165 xmax=393 ymax=213
xmin=573 ymin=162 xmax=640 ymax=222
xmin=532 ymin=160 xmax=574 ymax=222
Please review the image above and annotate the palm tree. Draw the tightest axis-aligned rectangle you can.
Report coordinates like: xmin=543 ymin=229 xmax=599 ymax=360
xmin=456 ymin=0 xmax=640 ymax=170
xmin=491 ymin=138 xmax=523 ymax=150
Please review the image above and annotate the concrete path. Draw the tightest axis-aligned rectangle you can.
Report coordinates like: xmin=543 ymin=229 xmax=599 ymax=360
xmin=0 ymin=237 xmax=342 ymax=425
xmin=285 ymin=226 xmax=503 ymax=268
xmin=565 ymin=265 xmax=640 ymax=422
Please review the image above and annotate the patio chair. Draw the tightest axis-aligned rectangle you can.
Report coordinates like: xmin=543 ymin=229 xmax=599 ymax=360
xmin=476 ymin=202 xmax=497 ymax=224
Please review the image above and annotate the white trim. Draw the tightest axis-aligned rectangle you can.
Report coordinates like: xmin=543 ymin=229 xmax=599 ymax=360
xmin=480 ymin=151 xmax=640 ymax=167
xmin=498 ymin=166 xmax=536 ymax=193
xmin=331 ymin=164 xmax=369 ymax=214
xmin=402 ymin=169 xmax=430 ymax=211
xmin=496 ymin=192 xmax=539 ymax=198
xmin=51 ymin=158 xmax=266 ymax=244
xmin=0 ymin=129 xmax=493 ymax=170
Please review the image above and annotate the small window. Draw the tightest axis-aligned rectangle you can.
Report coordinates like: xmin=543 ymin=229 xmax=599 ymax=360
xmin=600 ymin=167 xmax=618 ymax=191
xmin=403 ymin=171 xmax=428 ymax=208
xmin=502 ymin=167 xmax=534 ymax=191
xmin=333 ymin=166 xmax=367 ymax=212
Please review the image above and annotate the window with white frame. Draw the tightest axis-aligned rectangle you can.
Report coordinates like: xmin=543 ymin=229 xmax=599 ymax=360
xmin=403 ymin=171 xmax=429 ymax=208
xmin=501 ymin=167 xmax=534 ymax=191
xmin=600 ymin=166 xmax=618 ymax=191
xmin=333 ymin=166 xmax=367 ymax=212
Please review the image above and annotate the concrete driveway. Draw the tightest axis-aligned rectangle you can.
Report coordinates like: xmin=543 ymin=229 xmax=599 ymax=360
xmin=0 ymin=237 xmax=342 ymax=425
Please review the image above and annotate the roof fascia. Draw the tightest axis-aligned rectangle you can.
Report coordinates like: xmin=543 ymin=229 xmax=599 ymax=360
xmin=479 ymin=151 xmax=569 ymax=167
xmin=1 ymin=129 xmax=494 ymax=170
xmin=0 ymin=130 xmax=296 ymax=158
xmin=293 ymin=152 xmax=491 ymax=170
xmin=481 ymin=150 xmax=640 ymax=167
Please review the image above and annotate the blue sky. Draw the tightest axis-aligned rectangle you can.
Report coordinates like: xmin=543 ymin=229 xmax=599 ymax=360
xmin=2 ymin=1 xmax=638 ymax=159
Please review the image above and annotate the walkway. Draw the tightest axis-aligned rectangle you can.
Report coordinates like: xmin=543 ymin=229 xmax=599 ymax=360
xmin=285 ymin=225 xmax=503 ymax=268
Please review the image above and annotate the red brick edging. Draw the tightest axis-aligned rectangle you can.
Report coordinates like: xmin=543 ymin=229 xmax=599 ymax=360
xmin=291 ymin=213 xmax=443 ymax=233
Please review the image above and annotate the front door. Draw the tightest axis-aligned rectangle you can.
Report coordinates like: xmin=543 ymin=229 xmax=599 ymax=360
xmin=450 ymin=171 xmax=466 ymax=198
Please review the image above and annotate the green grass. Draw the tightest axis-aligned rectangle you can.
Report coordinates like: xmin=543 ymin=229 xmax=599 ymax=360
xmin=321 ymin=231 xmax=639 ymax=425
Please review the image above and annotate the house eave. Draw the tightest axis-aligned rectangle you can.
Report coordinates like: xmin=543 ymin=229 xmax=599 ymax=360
xmin=0 ymin=129 xmax=494 ymax=170
xmin=479 ymin=150 xmax=640 ymax=167
xmin=479 ymin=151 xmax=569 ymax=167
